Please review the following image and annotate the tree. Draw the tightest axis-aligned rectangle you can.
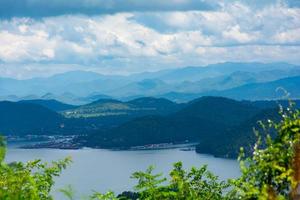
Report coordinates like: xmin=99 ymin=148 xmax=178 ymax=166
xmin=0 ymin=136 xmax=71 ymax=200
xmin=230 ymin=103 xmax=300 ymax=199
xmin=91 ymin=162 xmax=229 ymax=200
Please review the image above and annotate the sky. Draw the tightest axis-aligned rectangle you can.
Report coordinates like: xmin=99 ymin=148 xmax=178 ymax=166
xmin=0 ymin=0 xmax=300 ymax=79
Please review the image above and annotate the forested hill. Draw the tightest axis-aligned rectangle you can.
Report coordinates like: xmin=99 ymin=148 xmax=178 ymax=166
xmin=62 ymin=97 xmax=183 ymax=118
xmin=0 ymin=97 xmax=183 ymax=136
xmin=82 ymin=97 xmax=300 ymax=157
xmin=19 ymin=99 xmax=77 ymax=112
xmin=83 ymin=97 xmax=262 ymax=148
xmin=195 ymin=108 xmax=281 ymax=158
xmin=0 ymin=101 xmax=65 ymax=135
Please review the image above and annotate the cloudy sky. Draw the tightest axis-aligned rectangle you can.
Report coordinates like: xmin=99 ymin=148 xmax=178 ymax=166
xmin=0 ymin=0 xmax=300 ymax=79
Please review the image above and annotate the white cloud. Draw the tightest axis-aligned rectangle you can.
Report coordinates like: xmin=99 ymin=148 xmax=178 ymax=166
xmin=222 ymin=25 xmax=256 ymax=43
xmin=42 ymin=48 xmax=55 ymax=58
xmin=0 ymin=0 xmax=299 ymax=78
xmin=273 ymin=28 xmax=300 ymax=43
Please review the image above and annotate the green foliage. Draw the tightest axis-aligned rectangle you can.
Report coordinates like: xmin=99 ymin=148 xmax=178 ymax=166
xmin=0 ymin=135 xmax=6 ymax=163
xmin=169 ymin=162 xmax=229 ymax=199
xmin=230 ymin=103 xmax=300 ymax=199
xmin=91 ymin=162 xmax=229 ymax=200
xmin=131 ymin=165 xmax=167 ymax=199
xmin=0 ymin=136 xmax=71 ymax=200
xmin=90 ymin=191 xmax=119 ymax=200
xmin=59 ymin=185 xmax=76 ymax=200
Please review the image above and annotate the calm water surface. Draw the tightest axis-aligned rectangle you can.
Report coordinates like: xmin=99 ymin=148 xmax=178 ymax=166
xmin=6 ymin=144 xmax=240 ymax=199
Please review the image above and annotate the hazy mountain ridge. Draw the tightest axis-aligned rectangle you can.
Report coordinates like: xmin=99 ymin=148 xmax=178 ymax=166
xmin=199 ymin=76 xmax=300 ymax=100
xmin=1 ymin=62 xmax=299 ymax=103
xmin=175 ymin=69 xmax=300 ymax=93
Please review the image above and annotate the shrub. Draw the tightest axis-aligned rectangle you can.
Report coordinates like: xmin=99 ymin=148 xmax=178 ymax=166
xmin=0 ymin=136 xmax=71 ymax=200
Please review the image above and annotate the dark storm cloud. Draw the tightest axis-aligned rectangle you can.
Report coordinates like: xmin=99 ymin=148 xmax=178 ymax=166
xmin=0 ymin=0 xmax=218 ymax=18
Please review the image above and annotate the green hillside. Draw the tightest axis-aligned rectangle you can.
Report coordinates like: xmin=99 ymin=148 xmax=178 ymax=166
xmin=62 ymin=97 xmax=182 ymax=118
xmin=84 ymin=97 xmax=261 ymax=148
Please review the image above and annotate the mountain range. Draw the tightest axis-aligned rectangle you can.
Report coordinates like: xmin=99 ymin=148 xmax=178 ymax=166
xmin=198 ymin=76 xmax=300 ymax=100
xmin=1 ymin=62 xmax=300 ymax=104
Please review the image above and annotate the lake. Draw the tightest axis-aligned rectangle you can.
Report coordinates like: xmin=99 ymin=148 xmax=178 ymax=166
xmin=6 ymin=145 xmax=240 ymax=199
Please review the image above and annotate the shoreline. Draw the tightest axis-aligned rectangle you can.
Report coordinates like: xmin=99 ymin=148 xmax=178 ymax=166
xmin=19 ymin=141 xmax=198 ymax=151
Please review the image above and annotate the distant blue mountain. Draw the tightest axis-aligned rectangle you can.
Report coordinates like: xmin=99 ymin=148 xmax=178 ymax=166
xmin=146 ymin=62 xmax=298 ymax=83
xmin=76 ymin=93 xmax=112 ymax=103
xmin=202 ymin=76 xmax=300 ymax=100
xmin=174 ymin=69 xmax=300 ymax=93
xmin=0 ymin=62 xmax=299 ymax=101
xmin=109 ymin=79 xmax=171 ymax=96
xmin=157 ymin=92 xmax=201 ymax=103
